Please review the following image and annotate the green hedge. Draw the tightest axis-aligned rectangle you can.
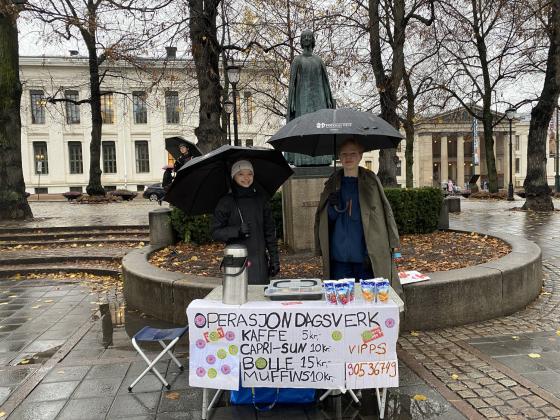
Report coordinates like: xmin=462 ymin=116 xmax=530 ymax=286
xmin=169 ymin=192 xmax=284 ymax=244
xmin=384 ymin=187 xmax=443 ymax=234
xmin=169 ymin=188 xmax=440 ymax=243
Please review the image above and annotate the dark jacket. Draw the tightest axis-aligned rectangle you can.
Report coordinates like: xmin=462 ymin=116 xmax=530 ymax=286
xmin=174 ymin=153 xmax=192 ymax=172
xmin=211 ymin=185 xmax=279 ymax=285
xmin=315 ymin=167 xmax=403 ymax=296
xmin=162 ymin=169 xmax=173 ymax=190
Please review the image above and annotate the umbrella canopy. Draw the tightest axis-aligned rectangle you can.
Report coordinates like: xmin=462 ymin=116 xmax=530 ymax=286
xmin=165 ymin=145 xmax=293 ymax=215
xmin=268 ymin=108 xmax=403 ymax=156
xmin=165 ymin=136 xmax=203 ymax=160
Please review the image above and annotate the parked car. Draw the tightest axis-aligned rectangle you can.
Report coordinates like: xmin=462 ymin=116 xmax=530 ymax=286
xmin=143 ymin=183 xmax=165 ymax=201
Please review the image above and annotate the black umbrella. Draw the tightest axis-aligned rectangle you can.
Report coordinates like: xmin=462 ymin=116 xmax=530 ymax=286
xmin=268 ymin=108 xmax=403 ymax=157
xmin=164 ymin=145 xmax=293 ymax=215
xmin=165 ymin=136 xmax=203 ymax=160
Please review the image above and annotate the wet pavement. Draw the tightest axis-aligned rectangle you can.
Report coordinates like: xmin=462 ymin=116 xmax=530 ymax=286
xmin=2 ymin=198 xmax=560 ymax=419
xmin=0 ymin=199 xmax=161 ymax=229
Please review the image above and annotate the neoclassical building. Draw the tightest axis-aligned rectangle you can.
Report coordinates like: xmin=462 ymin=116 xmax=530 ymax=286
xmin=20 ymin=54 xmax=281 ymax=194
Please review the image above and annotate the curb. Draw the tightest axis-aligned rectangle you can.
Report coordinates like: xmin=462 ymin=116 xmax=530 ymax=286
xmin=402 ymin=230 xmax=542 ymax=330
xmin=122 ymin=230 xmax=542 ymax=330
xmin=0 ymin=225 xmax=148 ymax=234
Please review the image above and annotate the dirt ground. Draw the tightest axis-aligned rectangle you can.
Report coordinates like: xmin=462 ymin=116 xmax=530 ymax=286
xmin=149 ymin=231 xmax=511 ymax=279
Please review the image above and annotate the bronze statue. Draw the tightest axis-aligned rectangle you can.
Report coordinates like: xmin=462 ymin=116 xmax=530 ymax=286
xmin=286 ymin=30 xmax=335 ymax=166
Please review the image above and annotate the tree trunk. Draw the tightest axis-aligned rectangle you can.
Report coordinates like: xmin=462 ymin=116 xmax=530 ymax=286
xmin=188 ymin=0 xmax=226 ymax=153
xmin=522 ymin=0 xmax=560 ymax=211
xmin=481 ymin=105 xmax=498 ymax=193
xmin=403 ymin=71 xmax=414 ymax=188
xmin=0 ymin=6 xmax=32 ymax=220
xmin=378 ymin=90 xmax=399 ymax=187
xmin=85 ymin=39 xmax=105 ymax=196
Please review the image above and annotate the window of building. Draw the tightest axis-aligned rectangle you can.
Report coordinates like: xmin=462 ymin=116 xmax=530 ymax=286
xmin=105 ymin=185 xmax=116 ymax=191
xmin=65 ymin=90 xmax=80 ymax=124
xmin=515 ymin=135 xmax=520 ymax=151
xmin=69 ymin=186 xmax=83 ymax=193
xmin=136 ymin=184 xmax=145 ymax=192
xmin=33 ymin=142 xmax=48 ymax=174
xmin=102 ymin=141 xmax=117 ymax=173
xmin=30 ymin=90 xmax=46 ymax=124
xmin=244 ymin=92 xmax=253 ymax=125
xmin=35 ymin=187 xmax=48 ymax=194
xmin=396 ymin=159 xmax=402 ymax=177
xmin=101 ymin=93 xmax=115 ymax=124
xmin=133 ymin=91 xmax=148 ymax=124
xmin=515 ymin=158 xmax=520 ymax=174
xmin=365 ymin=160 xmax=372 ymax=171
xmin=165 ymin=91 xmax=180 ymax=124
xmin=135 ymin=141 xmax=150 ymax=173
xmin=68 ymin=141 xmax=83 ymax=174
xmin=245 ymin=139 xmax=253 ymax=147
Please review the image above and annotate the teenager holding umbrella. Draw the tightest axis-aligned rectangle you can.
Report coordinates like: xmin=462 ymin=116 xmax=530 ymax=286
xmin=268 ymin=108 xmax=404 ymax=297
xmin=164 ymin=145 xmax=293 ymax=285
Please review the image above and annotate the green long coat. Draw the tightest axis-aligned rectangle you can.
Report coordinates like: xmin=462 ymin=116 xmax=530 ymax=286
xmin=314 ymin=167 xmax=404 ymax=297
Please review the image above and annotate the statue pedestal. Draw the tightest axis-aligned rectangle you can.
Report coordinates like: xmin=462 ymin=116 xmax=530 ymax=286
xmin=282 ymin=167 xmax=332 ymax=252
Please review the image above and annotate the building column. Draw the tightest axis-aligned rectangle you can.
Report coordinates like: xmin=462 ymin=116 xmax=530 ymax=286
xmin=417 ymin=133 xmax=432 ymax=187
xmin=441 ymin=136 xmax=448 ymax=182
xmin=457 ymin=135 xmax=464 ymax=188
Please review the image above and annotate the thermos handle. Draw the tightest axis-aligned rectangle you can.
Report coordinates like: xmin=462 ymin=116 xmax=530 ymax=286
xmin=220 ymin=256 xmax=248 ymax=277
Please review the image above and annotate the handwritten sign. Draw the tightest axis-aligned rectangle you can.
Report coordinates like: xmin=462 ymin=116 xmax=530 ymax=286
xmin=187 ymin=298 xmax=400 ymax=390
xmin=187 ymin=301 xmax=240 ymax=390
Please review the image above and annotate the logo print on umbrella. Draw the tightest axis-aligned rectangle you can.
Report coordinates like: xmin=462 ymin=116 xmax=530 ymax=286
xmin=315 ymin=122 xmax=353 ymax=129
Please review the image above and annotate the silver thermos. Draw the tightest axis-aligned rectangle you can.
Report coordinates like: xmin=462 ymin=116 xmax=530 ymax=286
xmin=220 ymin=244 xmax=248 ymax=305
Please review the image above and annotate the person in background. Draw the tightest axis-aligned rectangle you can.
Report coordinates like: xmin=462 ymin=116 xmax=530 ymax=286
xmin=447 ymin=179 xmax=454 ymax=195
xmin=174 ymin=143 xmax=192 ymax=173
xmin=314 ymin=139 xmax=403 ymax=298
xmin=162 ymin=165 xmax=173 ymax=192
xmin=211 ymin=160 xmax=280 ymax=285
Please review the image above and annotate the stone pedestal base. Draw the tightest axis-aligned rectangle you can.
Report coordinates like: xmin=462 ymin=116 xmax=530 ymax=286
xmin=282 ymin=167 xmax=332 ymax=252
xmin=446 ymin=196 xmax=461 ymax=213
xmin=149 ymin=208 xmax=174 ymax=247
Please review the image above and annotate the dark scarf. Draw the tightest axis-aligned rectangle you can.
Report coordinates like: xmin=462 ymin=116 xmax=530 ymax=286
xmin=232 ymin=182 xmax=258 ymax=198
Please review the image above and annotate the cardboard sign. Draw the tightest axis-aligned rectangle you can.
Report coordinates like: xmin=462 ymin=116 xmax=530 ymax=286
xmin=398 ymin=271 xmax=430 ymax=285
xmin=188 ymin=298 xmax=400 ymax=390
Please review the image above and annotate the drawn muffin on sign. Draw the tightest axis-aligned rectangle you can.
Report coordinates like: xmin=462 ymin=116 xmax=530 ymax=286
xmin=255 ymin=358 xmax=268 ymax=369
xmin=331 ymin=330 xmax=343 ymax=341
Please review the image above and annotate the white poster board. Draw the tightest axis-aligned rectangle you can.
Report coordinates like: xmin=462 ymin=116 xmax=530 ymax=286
xmin=188 ymin=298 xmax=400 ymax=390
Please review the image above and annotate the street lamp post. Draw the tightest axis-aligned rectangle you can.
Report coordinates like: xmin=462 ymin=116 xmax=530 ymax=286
xmin=505 ymin=108 xmax=516 ymax=201
xmin=554 ymin=105 xmax=560 ymax=192
xmin=223 ymin=99 xmax=234 ymax=146
xmin=226 ymin=64 xmax=241 ymax=146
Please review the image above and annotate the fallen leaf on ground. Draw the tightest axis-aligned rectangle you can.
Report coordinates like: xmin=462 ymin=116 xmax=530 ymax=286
xmin=528 ymin=353 xmax=541 ymax=358
xmin=410 ymin=331 xmax=420 ymax=337
xmin=451 ymin=374 xmax=459 ymax=380
xmin=165 ymin=392 xmax=180 ymax=400
xmin=412 ymin=394 xmax=427 ymax=401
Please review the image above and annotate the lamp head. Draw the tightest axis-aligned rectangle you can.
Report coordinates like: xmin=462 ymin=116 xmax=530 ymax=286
xmin=223 ymin=100 xmax=234 ymax=114
xmin=505 ymin=108 xmax=516 ymax=121
xmin=226 ymin=65 xmax=241 ymax=84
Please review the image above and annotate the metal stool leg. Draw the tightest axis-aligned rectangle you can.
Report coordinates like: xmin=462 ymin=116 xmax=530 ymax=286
xmin=129 ymin=338 xmax=176 ymax=391
xmin=159 ymin=339 xmax=183 ymax=370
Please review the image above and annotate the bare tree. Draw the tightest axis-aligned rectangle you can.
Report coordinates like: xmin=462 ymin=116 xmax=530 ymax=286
xmin=435 ymin=0 xmax=537 ymax=193
xmin=26 ymin=0 xmax=174 ymax=195
xmin=522 ymin=0 xmax=560 ymax=211
xmin=0 ymin=0 xmax=32 ymax=220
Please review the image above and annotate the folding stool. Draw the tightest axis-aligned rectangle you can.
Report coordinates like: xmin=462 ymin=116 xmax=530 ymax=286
xmin=128 ymin=325 xmax=189 ymax=392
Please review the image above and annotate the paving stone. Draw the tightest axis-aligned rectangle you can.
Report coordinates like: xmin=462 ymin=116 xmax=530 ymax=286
xmin=484 ymin=397 xmax=505 ymax=406
xmin=467 ymin=398 xmax=488 ymax=409
xmin=522 ymin=407 xmax=546 ymax=419
xmin=508 ymin=398 xmax=530 ymax=409
xmin=495 ymin=390 xmax=517 ymax=401
xmin=57 ymin=396 xmax=113 ymax=420
xmin=457 ymin=390 xmax=477 ymax=398
xmin=478 ymin=407 xmax=501 ymax=418
xmin=462 ymin=380 xmax=481 ymax=389
xmin=498 ymin=379 xmax=518 ymax=387
xmin=523 ymin=395 xmax=548 ymax=408
xmin=495 ymin=405 xmax=518 ymax=416
xmin=541 ymin=406 xmax=560 ymax=417
xmin=474 ymin=388 xmax=494 ymax=398
xmin=510 ymin=386 xmax=532 ymax=397
xmin=487 ymin=384 xmax=508 ymax=393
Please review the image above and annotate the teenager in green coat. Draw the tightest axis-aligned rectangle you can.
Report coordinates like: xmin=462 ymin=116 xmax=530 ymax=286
xmin=314 ymin=139 xmax=403 ymax=298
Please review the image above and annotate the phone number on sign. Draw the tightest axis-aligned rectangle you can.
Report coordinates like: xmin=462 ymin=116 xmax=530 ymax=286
xmin=346 ymin=361 xmax=397 ymax=378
